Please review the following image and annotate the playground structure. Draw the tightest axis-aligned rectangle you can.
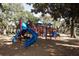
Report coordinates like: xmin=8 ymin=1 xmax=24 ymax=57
xmin=35 ymin=23 xmax=59 ymax=39
xmin=12 ymin=19 xmax=38 ymax=47
xmin=12 ymin=19 xmax=59 ymax=47
xmin=0 ymin=19 xmax=78 ymax=56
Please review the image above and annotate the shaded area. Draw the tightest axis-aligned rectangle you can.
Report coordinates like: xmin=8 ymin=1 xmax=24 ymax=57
xmin=0 ymin=46 xmax=49 ymax=56
xmin=0 ymin=39 xmax=79 ymax=56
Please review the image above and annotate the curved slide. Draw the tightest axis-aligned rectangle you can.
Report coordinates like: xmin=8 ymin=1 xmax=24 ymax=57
xmin=12 ymin=25 xmax=38 ymax=47
xmin=24 ymin=26 xmax=38 ymax=47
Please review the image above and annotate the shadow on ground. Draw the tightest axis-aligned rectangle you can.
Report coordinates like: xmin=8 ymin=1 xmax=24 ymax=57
xmin=0 ymin=38 xmax=79 ymax=56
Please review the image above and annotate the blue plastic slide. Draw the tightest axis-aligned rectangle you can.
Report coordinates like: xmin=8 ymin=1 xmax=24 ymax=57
xmin=12 ymin=22 xmax=38 ymax=47
xmin=24 ymin=26 xmax=38 ymax=47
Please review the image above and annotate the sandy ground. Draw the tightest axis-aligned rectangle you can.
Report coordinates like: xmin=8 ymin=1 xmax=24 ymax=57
xmin=0 ymin=34 xmax=79 ymax=56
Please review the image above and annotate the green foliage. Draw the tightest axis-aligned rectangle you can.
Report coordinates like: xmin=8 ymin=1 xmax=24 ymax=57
xmin=0 ymin=3 xmax=37 ymax=28
xmin=32 ymin=3 xmax=79 ymax=19
xmin=32 ymin=3 xmax=79 ymax=37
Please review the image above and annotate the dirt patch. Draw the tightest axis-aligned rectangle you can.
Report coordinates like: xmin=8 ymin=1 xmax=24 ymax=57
xmin=0 ymin=39 xmax=79 ymax=56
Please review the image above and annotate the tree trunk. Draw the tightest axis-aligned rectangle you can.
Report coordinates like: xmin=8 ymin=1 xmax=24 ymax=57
xmin=70 ymin=17 xmax=75 ymax=37
xmin=45 ymin=26 xmax=47 ymax=40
